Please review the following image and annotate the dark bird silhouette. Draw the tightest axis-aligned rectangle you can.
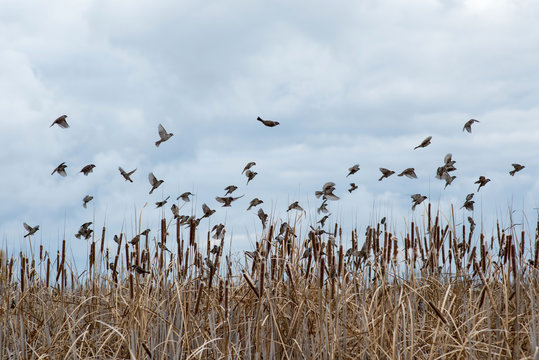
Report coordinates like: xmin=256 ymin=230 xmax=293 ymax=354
xmin=156 ymin=196 xmax=170 ymax=208
xmin=398 ymin=168 xmax=417 ymax=179
xmin=245 ymin=170 xmax=257 ymax=185
xmin=148 ymin=172 xmax=164 ymax=194
xmin=465 ymin=193 xmax=474 ymax=202
xmin=411 ymin=194 xmax=427 ymax=211
xmin=348 ymin=183 xmax=358 ymax=193
xmin=461 ymin=200 xmax=474 ymax=211
xmin=378 ymin=168 xmax=395 ymax=181
xmin=50 ymin=115 xmax=69 ymax=128
xmin=287 ymin=201 xmax=304 ymax=212
xmin=257 ymin=116 xmax=279 ymax=127
xmin=157 ymin=242 xmax=172 ymax=253
xmin=242 ymin=162 xmax=256 ymax=174
xmin=509 ymin=163 xmax=525 ymax=176
xmin=129 ymin=235 xmax=140 ymax=245
xmin=51 ymin=162 xmax=67 ymax=177
xmin=463 ymin=119 xmax=479 ymax=133
xmin=224 ymin=185 xmax=238 ymax=195
xmin=414 ymin=136 xmax=432 ymax=150
xmin=119 ymin=167 xmax=136 ymax=182
xmin=347 ymin=164 xmax=360 ymax=177
xmin=82 ymin=195 xmax=93 ymax=208
xmin=23 ymin=223 xmax=39 ymax=238
xmin=80 ymin=164 xmax=95 ymax=176
xmin=155 ymin=123 xmax=173 ymax=147
xmin=141 ymin=229 xmax=151 ymax=236
xmin=318 ymin=214 xmax=330 ymax=227
xmin=75 ymin=222 xmax=93 ymax=240
xmin=171 ymin=204 xmax=179 ymax=218
xmin=474 ymin=176 xmax=490 ymax=192
xmin=216 ymin=195 xmax=244 ymax=207
xmin=177 ymin=192 xmax=194 ymax=202
xmin=247 ymin=198 xmax=263 ymax=211
xmin=201 ymin=204 xmax=216 ymax=218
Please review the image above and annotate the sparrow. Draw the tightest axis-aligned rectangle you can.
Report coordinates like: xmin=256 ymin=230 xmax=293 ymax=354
xmin=509 ymin=163 xmax=525 ymax=176
xmin=171 ymin=204 xmax=179 ymax=218
xmin=301 ymin=247 xmax=312 ymax=260
xmin=465 ymin=193 xmax=474 ymax=202
xmin=177 ymin=192 xmax=194 ymax=202
xmin=148 ymin=172 xmax=164 ymax=194
xmin=129 ymin=235 xmax=140 ymax=245
xmin=257 ymin=116 xmax=279 ymax=127
xmin=82 ymin=195 xmax=93 ymax=208
xmin=315 ymin=182 xmax=340 ymax=201
xmin=398 ymin=168 xmax=417 ymax=179
xmin=279 ymin=222 xmax=293 ymax=236
xmin=119 ymin=167 xmax=136 ymax=182
xmin=224 ymin=185 xmax=238 ymax=195
xmin=247 ymin=198 xmax=263 ymax=211
xmin=157 ymin=242 xmax=172 ymax=253
xmin=51 ymin=162 xmax=67 ymax=177
xmin=318 ymin=214 xmax=331 ymax=227
xmin=287 ymin=201 xmax=304 ymax=212
xmin=201 ymin=204 xmax=216 ymax=218
xmin=347 ymin=164 xmax=360 ymax=177
xmin=442 ymin=173 xmax=456 ymax=189
xmin=80 ymin=164 xmax=95 ymax=176
xmin=468 ymin=217 xmax=476 ymax=233
xmin=216 ymin=195 xmax=244 ymax=207
xmin=414 ymin=136 xmax=432 ymax=150
xmin=141 ymin=229 xmax=151 ymax=236
xmin=155 ymin=123 xmax=173 ymax=147
xmin=131 ymin=264 xmax=150 ymax=275
xmin=317 ymin=199 xmax=329 ymax=214
xmin=257 ymin=208 xmax=268 ymax=229
xmin=463 ymin=119 xmax=479 ymax=133
xmin=75 ymin=227 xmax=93 ymax=240
xmin=155 ymin=196 xmax=170 ymax=208
xmin=23 ymin=223 xmax=39 ymax=238
xmin=113 ymin=234 xmax=122 ymax=245
xmin=474 ymin=176 xmax=490 ymax=192
xmin=411 ymin=194 xmax=427 ymax=211
xmin=212 ymin=224 xmax=226 ymax=240
xmin=242 ymin=162 xmax=256 ymax=174
xmin=461 ymin=200 xmax=474 ymax=211
xmin=50 ymin=115 xmax=69 ymax=128
xmin=245 ymin=170 xmax=257 ymax=185
xmin=378 ymin=168 xmax=395 ymax=181
xmin=348 ymin=183 xmax=358 ymax=193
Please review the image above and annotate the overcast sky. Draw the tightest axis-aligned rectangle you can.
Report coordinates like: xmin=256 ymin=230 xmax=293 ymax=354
xmin=1 ymin=0 xmax=538 ymax=265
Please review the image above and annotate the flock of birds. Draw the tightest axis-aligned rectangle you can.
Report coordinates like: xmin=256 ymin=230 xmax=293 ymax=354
xmin=21 ymin=115 xmax=527 ymax=269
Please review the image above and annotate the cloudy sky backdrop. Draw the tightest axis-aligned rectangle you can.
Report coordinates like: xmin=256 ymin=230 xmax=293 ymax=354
xmin=1 ymin=0 xmax=538 ymax=265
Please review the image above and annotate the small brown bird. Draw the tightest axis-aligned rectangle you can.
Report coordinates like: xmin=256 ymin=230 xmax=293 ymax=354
xmin=155 ymin=123 xmax=173 ymax=147
xmin=75 ymin=222 xmax=93 ymax=240
xmin=171 ymin=203 xmax=179 ymax=218
xmin=257 ymin=208 xmax=268 ymax=229
xmin=50 ymin=115 xmax=69 ymax=128
xmin=465 ymin=193 xmax=474 ymax=202
xmin=177 ymin=191 xmax=194 ymax=202
xmin=210 ymin=245 xmax=220 ymax=254
xmin=257 ymin=116 xmax=279 ymax=127
xmin=461 ymin=200 xmax=474 ymax=211
xmin=113 ymin=234 xmax=122 ymax=245
xmin=247 ymin=198 xmax=263 ymax=211
xmin=119 ymin=167 xmax=136 ymax=182
xmin=301 ymin=247 xmax=312 ymax=260
xmin=141 ymin=229 xmax=151 ymax=236
xmin=318 ymin=214 xmax=331 ymax=227
xmin=463 ymin=119 xmax=479 ymax=133
xmin=129 ymin=235 xmax=140 ymax=245
xmin=216 ymin=195 xmax=244 ymax=207
xmin=468 ymin=216 xmax=476 ymax=233
xmin=411 ymin=194 xmax=427 ymax=211
xmin=51 ymin=162 xmax=67 ymax=177
xmin=474 ymin=176 xmax=490 ymax=192
xmin=82 ymin=195 xmax=93 ymax=208
xmin=347 ymin=164 xmax=360 ymax=177
xmin=317 ymin=199 xmax=329 ymax=214
xmin=398 ymin=168 xmax=417 ymax=179
xmin=348 ymin=183 xmax=358 ymax=193
xmin=442 ymin=173 xmax=456 ymax=189
xmin=245 ymin=170 xmax=257 ymax=185
xmin=224 ymin=185 xmax=238 ymax=195
xmin=509 ymin=163 xmax=525 ymax=176
xmin=378 ymin=168 xmax=395 ymax=181
xmin=242 ymin=162 xmax=256 ymax=174
xmin=315 ymin=182 xmax=340 ymax=201
xmin=157 ymin=242 xmax=172 ymax=253
xmin=23 ymin=223 xmax=39 ymax=238
xmin=80 ymin=164 xmax=95 ymax=176
xmin=155 ymin=196 xmax=170 ymax=208
xmin=287 ymin=201 xmax=304 ymax=212
xmin=201 ymin=204 xmax=216 ymax=218
xmin=148 ymin=172 xmax=164 ymax=194
xmin=131 ymin=264 xmax=150 ymax=275
xmin=212 ymin=224 xmax=226 ymax=240
xmin=414 ymin=136 xmax=432 ymax=150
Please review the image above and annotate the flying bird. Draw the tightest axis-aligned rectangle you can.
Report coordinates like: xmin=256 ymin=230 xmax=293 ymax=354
xmin=509 ymin=163 xmax=525 ymax=176
xmin=129 ymin=235 xmax=140 ymax=245
xmin=463 ymin=119 xmax=479 ymax=133
xmin=75 ymin=222 xmax=93 ymax=240
xmin=347 ymin=164 xmax=360 ymax=177
xmin=23 ymin=223 xmax=39 ymax=238
xmin=414 ymin=136 xmax=432 ymax=150
xmin=318 ymin=214 xmax=331 ymax=227
xmin=51 ymin=162 xmax=67 ymax=177
xmin=155 ymin=123 xmax=173 ymax=147
xmin=80 ymin=164 xmax=95 ymax=176
xmin=242 ymin=162 xmax=256 ymax=174
xmin=442 ymin=173 xmax=456 ymax=189
xmin=315 ymin=182 xmax=340 ymax=201
xmin=465 ymin=193 xmax=474 ymax=202
xmin=378 ymin=168 xmax=395 ymax=181
xmin=245 ymin=170 xmax=257 ymax=185
xmin=224 ymin=185 xmax=238 ymax=195
xmin=82 ymin=195 xmax=93 ymax=208
xmin=257 ymin=208 xmax=268 ymax=229
xmin=411 ymin=194 xmax=427 ymax=211
xmin=247 ymin=198 xmax=263 ymax=211
xmin=119 ymin=167 xmax=136 ymax=182
xmin=461 ymin=200 xmax=474 ymax=211
xmin=474 ymin=176 xmax=490 ymax=192
xmin=201 ymin=204 xmax=216 ymax=218
xmin=317 ymin=199 xmax=329 ymax=214
xmin=171 ymin=204 xmax=179 ymax=218
xmin=156 ymin=196 xmax=170 ymax=208
xmin=212 ymin=224 xmax=226 ymax=240
xmin=287 ymin=201 xmax=304 ymax=212
xmin=177 ymin=192 xmax=194 ymax=202
xmin=148 ymin=172 xmax=164 ymax=194
xmin=348 ymin=183 xmax=358 ymax=193
xmin=398 ymin=168 xmax=417 ymax=179
xmin=216 ymin=195 xmax=244 ymax=207
xmin=50 ymin=115 xmax=69 ymax=128
xmin=257 ymin=116 xmax=279 ymax=127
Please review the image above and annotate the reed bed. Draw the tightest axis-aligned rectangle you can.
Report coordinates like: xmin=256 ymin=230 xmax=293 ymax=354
xmin=1 ymin=204 xmax=539 ymax=359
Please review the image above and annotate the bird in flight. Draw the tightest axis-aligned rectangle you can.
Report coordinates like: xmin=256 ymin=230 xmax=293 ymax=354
xmin=414 ymin=136 xmax=432 ymax=150
xmin=155 ymin=124 xmax=173 ymax=147
xmin=156 ymin=196 xmax=170 ymax=208
xmin=201 ymin=204 xmax=216 ymax=218
xmin=378 ymin=168 xmax=395 ymax=181
xmin=348 ymin=183 xmax=358 ymax=193
xmin=287 ymin=201 xmax=304 ymax=212
xmin=245 ymin=170 xmax=257 ymax=185
xmin=224 ymin=185 xmax=238 ymax=195
xmin=50 ymin=115 xmax=69 ymax=128
xmin=257 ymin=208 xmax=268 ymax=229
xmin=80 ymin=164 xmax=95 ymax=176
xmin=216 ymin=195 xmax=244 ymax=207
xmin=509 ymin=163 xmax=525 ymax=176
xmin=119 ymin=167 xmax=136 ymax=182
xmin=463 ymin=119 xmax=479 ymax=133
xmin=347 ymin=164 xmax=360 ymax=177
xmin=148 ymin=172 xmax=164 ymax=194
xmin=23 ymin=223 xmax=39 ymax=238
xmin=51 ymin=162 xmax=67 ymax=177
xmin=82 ymin=195 xmax=93 ymax=208
xmin=318 ymin=214 xmax=331 ymax=227
xmin=411 ymin=194 xmax=427 ymax=211
xmin=242 ymin=162 xmax=256 ymax=174
xmin=247 ymin=198 xmax=263 ymax=211
xmin=398 ymin=168 xmax=418 ymax=179
xmin=315 ymin=182 xmax=340 ymax=201
xmin=461 ymin=199 xmax=474 ymax=211
xmin=177 ymin=192 xmax=194 ymax=202
xmin=257 ymin=116 xmax=279 ymax=127
xmin=474 ymin=176 xmax=490 ymax=192
xmin=317 ymin=199 xmax=329 ymax=214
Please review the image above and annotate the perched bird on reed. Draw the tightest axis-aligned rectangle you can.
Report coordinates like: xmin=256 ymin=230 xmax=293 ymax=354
xmin=245 ymin=170 xmax=257 ymax=185
xmin=461 ymin=199 xmax=474 ymax=211
xmin=50 ymin=115 xmax=69 ymax=128
xmin=216 ymin=195 xmax=244 ymax=207
xmin=463 ymin=119 xmax=479 ymax=133
xmin=155 ymin=123 xmax=173 ymax=147
xmin=347 ymin=164 xmax=360 ymax=177
xmin=141 ymin=229 xmax=151 ymax=236
xmin=318 ymin=214 xmax=330 ymax=227
xmin=287 ymin=201 xmax=304 ymax=212
xmin=177 ymin=191 xmax=194 ymax=202
xmin=129 ymin=235 xmax=140 ymax=245
xmin=315 ymin=182 xmax=340 ymax=200
xmin=509 ymin=163 xmax=525 ymax=176
xmin=301 ymin=247 xmax=312 ymax=260
xmin=317 ymin=199 xmax=329 ymax=214
xmin=468 ymin=217 xmax=476 ymax=233
xmin=80 ymin=164 xmax=95 ymax=176
xmin=414 ymin=136 xmax=432 ymax=150
xmin=242 ymin=162 xmax=256 ymax=174
xmin=155 ymin=196 xmax=170 ymax=208
xmin=23 ymin=223 xmax=39 ymax=238
xmin=82 ymin=195 xmax=93 ymax=208
xmin=118 ymin=167 xmax=136 ymax=182
xmin=257 ymin=116 xmax=279 ymax=127
xmin=247 ymin=198 xmax=263 ymax=211
xmin=171 ymin=204 xmax=179 ymax=218
xmin=411 ymin=194 xmax=427 ymax=210
xmin=51 ymin=162 xmax=67 ymax=177
xmin=378 ymin=168 xmax=395 ymax=181
xmin=201 ymin=204 xmax=216 ymax=218
xmin=148 ymin=172 xmax=164 ymax=194
xmin=348 ymin=183 xmax=358 ymax=193
xmin=224 ymin=185 xmax=238 ymax=195
xmin=131 ymin=264 xmax=150 ymax=275
xmin=257 ymin=208 xmax=268 ymax=228
xmin=474 ymin=176 xmax=490 ymax=192
xmin=279 ymin=222 xmax=293 ymax=236
xmin=398 ymin=168 xmax=417 ymax=179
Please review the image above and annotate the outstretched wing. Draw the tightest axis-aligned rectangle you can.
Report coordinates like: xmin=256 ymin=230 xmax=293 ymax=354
xmin=158 ymin=124 xmax=167 ymax=139
xmin=148 ymin=172 xmax=157 ymax=185
xmin=23 ymin=222 xmax=32 ymax=231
